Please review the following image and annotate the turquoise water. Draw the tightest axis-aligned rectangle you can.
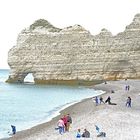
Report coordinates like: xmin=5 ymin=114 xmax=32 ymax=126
xmin=0 ymin=69 xmax=104 ymax=139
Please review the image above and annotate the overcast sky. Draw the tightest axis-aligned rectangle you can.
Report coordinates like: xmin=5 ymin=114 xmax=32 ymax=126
xmin=0 ymin=0 xmax=140 ymax=69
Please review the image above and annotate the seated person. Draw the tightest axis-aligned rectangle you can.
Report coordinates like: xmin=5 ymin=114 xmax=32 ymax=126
xmin=82 ymin=129 xmax=90 ymax=138
xmin=76 ymin=129 xmax=81 ymax=138
xmin=97 ymin=132 xmax=106 ymax=137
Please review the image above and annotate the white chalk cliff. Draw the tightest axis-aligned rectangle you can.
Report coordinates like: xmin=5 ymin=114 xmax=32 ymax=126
xmin=6 ymin=14 xmax=140 ymax=84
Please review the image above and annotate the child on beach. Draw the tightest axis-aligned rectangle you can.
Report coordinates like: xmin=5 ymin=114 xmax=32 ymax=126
xmin=76 ymin=129 xmax=81 ymax=138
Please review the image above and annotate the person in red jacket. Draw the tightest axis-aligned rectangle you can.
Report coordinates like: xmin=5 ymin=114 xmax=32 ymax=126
xmin=62 ymin=115 xmax=68 ymax=132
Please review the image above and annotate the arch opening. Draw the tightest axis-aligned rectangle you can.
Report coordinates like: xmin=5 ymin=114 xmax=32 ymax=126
xmin=24 ymin=73 xmax=34 ymax=83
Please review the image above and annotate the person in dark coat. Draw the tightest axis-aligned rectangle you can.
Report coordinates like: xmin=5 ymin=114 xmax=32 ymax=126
xmin=126 ymin=97 xmax=131 ymax=107
xmin=99 ymin=96 xmax=105 ymax=104
xmin=11 ymin=125 xmax=16 ymax=134
xmin=82 ymin=129 xmax=90 ymax=138
xmin=105 ymin=96 xmax=111 ymax=104
xmin=66 ymin=114 xmax=72 ymax=131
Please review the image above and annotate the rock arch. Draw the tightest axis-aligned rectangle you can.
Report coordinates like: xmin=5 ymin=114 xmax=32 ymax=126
xmin=24 ymin=73 xmax=34 ymax=83
xmin=6 ymin=71 xmax=35 ymax=83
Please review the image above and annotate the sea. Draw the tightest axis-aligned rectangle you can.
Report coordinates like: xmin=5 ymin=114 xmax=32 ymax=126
xmin=0 ymin=69 xmax=104 ymax=139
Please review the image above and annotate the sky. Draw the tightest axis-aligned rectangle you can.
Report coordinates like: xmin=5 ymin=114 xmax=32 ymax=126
xmin=0 ymin=0 xmax=140 ymax=69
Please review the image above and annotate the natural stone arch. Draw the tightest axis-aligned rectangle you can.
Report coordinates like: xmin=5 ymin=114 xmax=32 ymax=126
xmin=24 ymin=73 xmax=34 ymax=83
xmin=6 ymin=71 xmax=35 ymax=83
xmin=6 ymin=14 xmax=140 ymax=84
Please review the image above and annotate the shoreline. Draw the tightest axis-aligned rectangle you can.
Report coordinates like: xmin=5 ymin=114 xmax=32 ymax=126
xmin=2 ymin=84 xmax=105 ymax=140
xmin=5 ymin=79 xmax=140 ymax=140
xmin=3 ymin=97 xmax=97 ymax=140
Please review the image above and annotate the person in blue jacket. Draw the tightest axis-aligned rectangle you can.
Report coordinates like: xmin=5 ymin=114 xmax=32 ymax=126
xmin=76 ymin=129 xmax=81 ymax=138
xmin=95 ymin=125 xmax=100 ymax=133
xmin=11 ymin=125 xmax=16 ymax=134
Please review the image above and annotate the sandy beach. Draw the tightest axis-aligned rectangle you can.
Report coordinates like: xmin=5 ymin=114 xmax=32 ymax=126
xmin=5 ymin=79 xmax=140 ymax=140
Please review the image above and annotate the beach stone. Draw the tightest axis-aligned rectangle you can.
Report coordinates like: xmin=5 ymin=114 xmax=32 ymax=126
xmin=6 ymin=14 xmax=140 ymax=84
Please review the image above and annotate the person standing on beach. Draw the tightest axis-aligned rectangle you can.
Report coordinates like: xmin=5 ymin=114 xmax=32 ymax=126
xmin=127 ymin=85 xmax=130 ymax=91
xmin=67 ymin=114 xmax=72 ymax=131
xmin=62 ymin=115 xmax=68 ymax=132
xmin=95 ymin=125 xmax=100 ymax=133
xmin=99 ymin=96 xmax=105 ymax=104
xmin=125 ymin=85 xmax=128 ymax=91
xmin=105 ymin=96 xmax=111 ymax=104
xmin=125 ymin=85 xmax=130 ymax=91
xmin=95 ymin=96 xmax=99 ymax=106
xmin=57 ymin=118 xmax=65 ymax=134
xmin=126 ymin=97 xmax=131 ymax=107
xmin=11 ymin=125 xmax=16 ymax=135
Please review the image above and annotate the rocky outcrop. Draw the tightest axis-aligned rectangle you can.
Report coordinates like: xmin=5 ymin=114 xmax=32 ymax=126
xmin=6 ymin=14 xmax=140 ymax=84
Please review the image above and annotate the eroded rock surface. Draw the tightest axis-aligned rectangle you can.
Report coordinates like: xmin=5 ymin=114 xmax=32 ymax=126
xmin=6 ymin=14 xmax=140 ymax=84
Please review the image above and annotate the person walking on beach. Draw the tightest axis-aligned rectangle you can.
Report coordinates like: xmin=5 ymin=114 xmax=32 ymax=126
xmin=62 ymin=115 xmax=68 ymax=132
xmin=128 ymin=96 xmax=131 ymax=107
xmin=99 ymin=96 xmax=105 ymax=104
xmin=57 ymin=118 xmax=65 ymax=134
xmin=125 ymin=85 xmax=130 ymax=91
xmin=125 ymin=85 xmax=128 ymax=91
xmin=126 ymin=97 xmax=131 ymax=107
xmin=67 ymin=114 xmax=72 ymax=131
xmin=95 ymin=96 xmax=99 ymax=106
xmin=105 ymin=96 xmax=111 ymax=104
xmin=127 ymin=85 xmax=130 ymax=91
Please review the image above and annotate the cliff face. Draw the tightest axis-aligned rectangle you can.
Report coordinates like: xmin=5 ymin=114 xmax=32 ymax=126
xmin=6 ymin=14 xmax=140 ymax=84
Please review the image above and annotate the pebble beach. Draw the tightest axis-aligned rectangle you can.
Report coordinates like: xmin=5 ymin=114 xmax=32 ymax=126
xmin=6 ymin=79 xmax=140 ymax=140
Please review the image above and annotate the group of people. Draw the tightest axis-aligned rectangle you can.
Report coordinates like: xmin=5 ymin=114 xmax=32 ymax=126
xmin=125 ymin=85 xmax=130 ymax=91
xmin=76 ymin=125 xmax=106 ymax=138
xmin=57 ymin=114 xmax=72 ymax=134
xmin=125 ymin=85 xmax=131 ymax=107
xmin=94 ymin=96 xmax=114 ymax=105
xmin=76 ymin=128 xmax=90 ymax=138
xmin=94 ymin=96 xmax=105 ymax=106
xmin=56 ymin=114 xmax=106 ymax=138
xmin=94 ymin=94 xmax=131 ymax=107
xmin=56 ymin=81 xmax=132 ymax=138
